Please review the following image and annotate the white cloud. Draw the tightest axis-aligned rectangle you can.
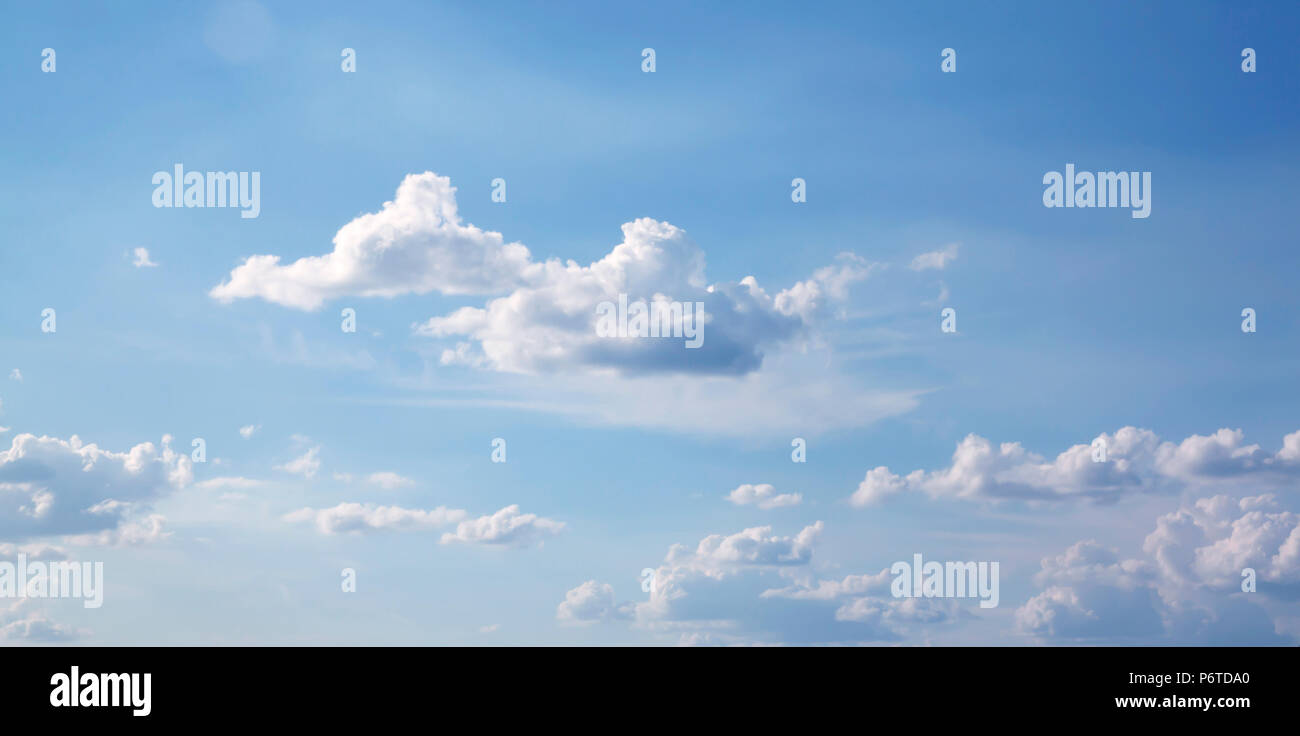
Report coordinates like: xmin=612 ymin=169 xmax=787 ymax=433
xmin=416 ymin=221 xmax=875 ymax=377
xmin=565 ymin=522 xmax=955 ymax=643
xmin=7 ymin=370 xmax=20 ymax=382
xmin=64 ymin=513 xmax=170 ymax=547
xmin=210 ymin=173 xmax=536 ymax=310
xmin=275 ymin=446 xmax=321 ymax=479
xmin=1016 ymin=495 xmax=1300 ymax=643
xmin=0 ymin=600 xmax=82 ymax=642
xmin=209 ymin=170 xmax=874 ymax=378
xmin=132 ymin=247 xmax=158 ymax=268
xmin=439 ymin=504 xmax=564 ymax=548
xmin=681 ymin=522 xmax=823 ymax=569
xmin=238 ymin=424 xmax=260 ymax=439
xmin=850 ymin=426 xmax=1300 ymax=506
xmin=478 ymin=623 xmax=500 ymax=634
xmin=366 ymin=471 xmax=414 ymax=489
xmin=0 ymin=432 xmax=191 ymax=540
xmin=284 ymin=502 xmax=467 ymax=535
xmin=725 ymin=483 xmax=802 ymax=509
xmin=556 ymin=581 xmax=635 ymax=625
xmin=908 ymin=243 xmax=959 ymax=271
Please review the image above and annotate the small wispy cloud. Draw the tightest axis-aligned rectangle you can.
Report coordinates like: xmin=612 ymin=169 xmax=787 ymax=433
xmin=132 ymin=247 xmax=159 ymax=268
xmin=275 ymin=446 xmax=321 ymax=479
xmin=725 ymin=483 xmax=802 ymax=509
xmin=908 ymin=243 xmax=960 ymax=271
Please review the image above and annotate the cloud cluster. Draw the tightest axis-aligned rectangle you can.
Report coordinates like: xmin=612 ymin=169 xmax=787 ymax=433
xmin=417 ymin=219 xmax=872 ymax=376
xmin=1015 ymin=494 xmax=1300 ymax=643
xmin=285 ymin=502 xmax=562 ymax=548
xmin=851 ymin=427 xmax=1300 ymax=506
xmin=210 ymin=173 xmax=536 ymax=309
xmin=0 ymin=433 xmax=191 ymax=541
xmin=209 ymin=171 xmax=873 ymax=377
xmin=555 ymin=522 xmax=959 ymax=642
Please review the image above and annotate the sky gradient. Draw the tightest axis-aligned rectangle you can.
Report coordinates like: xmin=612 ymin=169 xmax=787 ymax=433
xmin=1 ymin=0 xmax=1298 ymax=644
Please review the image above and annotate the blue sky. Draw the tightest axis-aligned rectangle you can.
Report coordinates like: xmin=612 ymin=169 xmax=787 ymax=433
xmin=1 ymin=0 xmax=1298 ymax=644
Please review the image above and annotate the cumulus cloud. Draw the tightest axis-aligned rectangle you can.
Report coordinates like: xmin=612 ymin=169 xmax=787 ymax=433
xmin=850 ymin=426 xmax=1300 ymax=506
xmin=209 ymin=170 xmax=873 ymax=377
xmin=725 ymin=483 xmax=802 ymax=509
xmin=275 ymin=446 xmax=321 ymax=479
xmin=8 ymin=370 xmax=20 ymax=382
xmin=1143 ymin=494 xmax=1300 ymax=594
xmin=439 ymin=505 xmax=564 ymax=548
xmin=284 ymin=502 xmax=467 ymax=535
xmin=680 ymin=523 xmax=823 ymax=569
xmin=564 ymin=522 xmax=963 ymax=644
xmin=908 ymin=243 xmax=959 ymax=271
xmin=210 ymin=173 xmax=536 ymax=310
xmin=556 ymin=580 xmax=635 ymax=625
xmin=416 ymin=219 xmax=874 ymax=377
xmin=0 ymin=432 xmax=191 ymax=540
xmin=238 ymin=424 xmax=259 ymax=439
xmin=1016 ymin=495 xmax=1300 ymax=643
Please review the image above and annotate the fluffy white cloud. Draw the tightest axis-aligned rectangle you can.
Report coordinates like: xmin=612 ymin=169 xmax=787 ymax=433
xmin=7 ymin=370 xmax=20 ymax=382
xmin=1143 ymin=494 xmax=1300 ymax=592
xmin=417 ymin=217 xmax=874 ymax=377
xmin=1016 ymin=495 xmax=1300 ymax=643
xmin=556 ymin=581 xmax=635 ymax=625
xmin=725 ymin=483 xmax=802 ymax=509
xmin=908 ymin=243 xmax=959 ymax=271
xmin=210 ymin=173 xmax=536 ymax=310
xmin=0 ymin=433 xmax=191 ymax=540
xmin=238 ymin=424 xmax=259 ymax=439
xmin=275 ymin=446 xmax=321 ymax=479
xmin=681 ymin=522 xmax=823 ymax=569
xmin=439 ymin=505 xmax=564 ymax=548
xmin=209 ymin=170 xmax=872 ymax=377
xmin=566 ymin=522 xmax=964 ymax=644
xmin=850 ymin=426 xmax=1300 ymax=506
xmin=284 ymin=502 xmax=467 ymax=535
